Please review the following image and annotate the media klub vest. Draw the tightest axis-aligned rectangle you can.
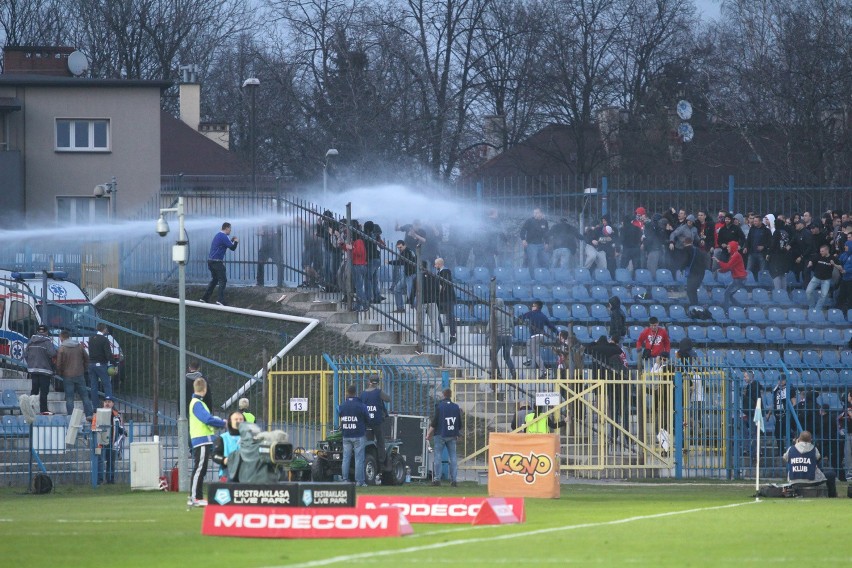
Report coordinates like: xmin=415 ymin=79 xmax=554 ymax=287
xmin=786 ymin=446 xmax=817 ymax=481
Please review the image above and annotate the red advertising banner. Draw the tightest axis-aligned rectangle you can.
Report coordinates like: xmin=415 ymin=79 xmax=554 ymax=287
xmin=358 ymin=495 xmax=525 ymax=524
xmin=202 ymin=506 xmax=401 ymax=538
xmin=472 ymin=498 xmax=521 ymax=526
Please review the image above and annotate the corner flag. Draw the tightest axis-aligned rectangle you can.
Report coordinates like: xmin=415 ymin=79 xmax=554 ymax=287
xmin=753 ymin=398 xmax=765 ymax=433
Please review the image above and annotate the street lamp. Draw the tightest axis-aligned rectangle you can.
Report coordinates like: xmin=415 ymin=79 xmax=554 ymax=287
xmin=242 ymin=78 xmax=260 ymax=193
xmin=323 ymin=148 xmax=338 ymax=198
xmin=94 ymin=177 xmax=118 ymax=220
xmin=155 ymin=197 xmax=189 ymax=491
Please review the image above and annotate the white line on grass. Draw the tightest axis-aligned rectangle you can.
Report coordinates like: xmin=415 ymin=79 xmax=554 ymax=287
xmin=55 ymin=519 xmax=157 ymax=524
xmin=274 ymin=501 xmax=760 ymax=568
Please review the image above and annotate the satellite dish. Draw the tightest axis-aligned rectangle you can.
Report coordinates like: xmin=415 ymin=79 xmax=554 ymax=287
xmin=676 ymin=100 xmax=693 ymax=121
xmin=67 ymin=51 xmax=89 ymax=77
xmin=678 ymin=122 xmax=694 ymax=143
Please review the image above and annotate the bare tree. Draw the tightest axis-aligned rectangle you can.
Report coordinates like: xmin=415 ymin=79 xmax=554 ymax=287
xmin=0 ymin=0 xmax=67 ymax=64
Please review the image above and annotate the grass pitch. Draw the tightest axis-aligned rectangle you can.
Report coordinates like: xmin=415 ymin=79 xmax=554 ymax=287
xmin=2 ymin=482 xmax=848 ymax=567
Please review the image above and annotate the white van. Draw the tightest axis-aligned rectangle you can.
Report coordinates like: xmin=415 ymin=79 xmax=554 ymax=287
xmin=0 ymin=270 xmax=123 ymax=370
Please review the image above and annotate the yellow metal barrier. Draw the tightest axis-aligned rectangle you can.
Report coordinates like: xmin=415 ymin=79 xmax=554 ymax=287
xmin=453 ymin=367 xmax=677 ymax=479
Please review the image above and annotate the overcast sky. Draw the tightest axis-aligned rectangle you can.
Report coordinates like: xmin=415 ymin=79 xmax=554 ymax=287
xmin=693 ymin=0 xmax=721 ymax=20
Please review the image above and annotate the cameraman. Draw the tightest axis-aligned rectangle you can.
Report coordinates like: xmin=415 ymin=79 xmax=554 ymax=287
xmin=783 ymin=430 xmax=837 ymax=497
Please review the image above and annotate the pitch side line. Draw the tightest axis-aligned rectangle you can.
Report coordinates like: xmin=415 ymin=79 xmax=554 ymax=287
xmin=277 ymin=501 xmax=759 ymax=568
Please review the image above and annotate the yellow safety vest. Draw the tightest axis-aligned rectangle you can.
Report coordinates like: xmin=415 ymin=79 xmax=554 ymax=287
xmin=189 ymin=397 xmax=217 ymax=441
xmin=524 ymin=412 xmax=550 ymax=433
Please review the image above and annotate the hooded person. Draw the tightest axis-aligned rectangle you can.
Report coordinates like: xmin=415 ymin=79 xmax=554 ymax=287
xmin=766 ymin=214 xmax=793 ymax=290
xmin=24 ymin=324 xmax=57 ymax=414
xmin=620 ymin=214 xmax=644 ymax=270
xmin=211 ymin=410 xmax=245 ymax=481
xmin=715 ymin=241 xmax=747 ymax=307
xmin=607 ymin=295 xmax=626 ymax=339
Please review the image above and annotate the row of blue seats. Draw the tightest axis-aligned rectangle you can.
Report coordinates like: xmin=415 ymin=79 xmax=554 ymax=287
xmin=462 ymin=301 xmax=852 ymax=329
xmin=448 ymin=265 xmax=803 ymax=289
xmin=456 ymin=281 xmax=832 ymax=309
xmin=0 ymin=414 xmax=69 ymax=435
xmin=510 ymin=321 xmax=851 ymax=348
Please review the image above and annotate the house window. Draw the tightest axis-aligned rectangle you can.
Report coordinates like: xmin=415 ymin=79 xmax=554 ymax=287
xmin=55 ymin=119 xmax=110 ymax=151
xmin=56 ymin=196 xmax=111 ymax=224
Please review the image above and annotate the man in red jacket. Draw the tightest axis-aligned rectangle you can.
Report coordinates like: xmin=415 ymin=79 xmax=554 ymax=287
xmin=635 ymin=316 xmax=671 ymax=367
xmin=714 ymin=240 xmax=747 ymax=308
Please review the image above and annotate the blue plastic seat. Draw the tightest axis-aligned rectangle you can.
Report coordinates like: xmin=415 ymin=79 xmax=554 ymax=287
xmin=634 ymin=269 xmax=654 ymax=284
xmin=668 ymin=325 xmax=686 ymax=343
xmin=702 ymin=272 xmax=716 ymax=286
xmin=669 ymin=305 xmax=688 ymax=322
xmin=697 ymin=287 xmax=712 ymax=304
xmin=590 ymin=303 xmax=609 ymax=321
xmin=842 ymin=350 xmax=852 ymax=366
xmin=453 ymin=304 xmax=474 ymax=323
xmin=495 ymin=284 xmax=513 ymax=300
xmin=764 ymin=326 xmax=783 ymax=343
xmin=706 ymin=325 xmax=725 ymax=343
xmin=783 ymin=349 xmax=802 ymax=366
xmin=687 ymin=325 xmax=708 ymax=343
xmin=512 ymin=325 xmax=531 ymax=344
xmin=610 ymin=286 xmax=631 ymax=304
xmin=752 ymin=288 xmax=772 ymax=305
xmin=823 ymin=328 xmax=842 ymax=345
xmin=840 ymin=369 xmax=852 ymax=383
xmin=747 ymin=307 xmax=767 ymax=323
xmin=629 ymin=304 xmax=648 ymax=320
xmin=827 ymin=309 xmax=846 ymax=325
xmin=763 ymin=349 xmax=781 ymax=367
xmin=590 ymin=325 xmax=608 ymax=340
xmin=783 ymin=327 xmax=804 ymax=344
xmin=716 ymin=271 xmax=733 ymax=286
xmin=470 ymin=283 xmax=489 ymax=302
xmin=726 ymin=349 xmax=745 ymax=366
xmin=572 ymin=325 xmax=591 ymax=343
xmin=572 ymin=285 xmax=591 ymax=302
xmin=571 ymin=303 xmax=590 ymax=320
xmin=615 ymin=268 xmax=632 ymax=285
xmin=772 ymin=289 xmax=793 ymax=306
xmin=711 ymin=287 xmax=727 ymax=305
xmin=590 ymin=285 xmax=609 ymax=302
xmin=790 ymin=289 xmax=808 ymax=306
xmin=820 ymin=350 xmax=840 ymax=367
xmin=593 ymin=268 xmax=614 ymax=284
xmin=573 ymin=268 xmax=592 ymax=283
xmin=651 ymin=286 xmax=672 ymax=304
xmin=471 ymin=303 xmax=490 ymax=323
xmin=0 ymin=389 xmax=19 ymax=412
xmin=656 ymin=269 xmax=674 ymax=286
xmin=725 ymin=326 xmax=746 ymax=343
xmin=452 ymin=266 xmax=471 ymax=282
xmin=787 ymin=308 xmax=806 ymax=323
xmin=513 ymin=284 xmax=534 ymax=302
xmin=763 ymin=369 xmax=781 ymax=385
xmin=628 ymin=325 xmax=644 ymax=343
xmin=745 ymin=326 xmax=764 ymax=343
xmin=513 ymin=304 xmax=530 ymax=319
xmin=800 ymin=369 xmax=820 ymax=386
xmin=765 ymin=306 xmax=785 ymax=323
xmin=758 ymin=270 xmax=773 ymax=288
xmin=817 ymin=391 xmax=844 ymax=409
xmin=649 ymin=304 xmax=668 ymax=322
xmin=550 ymin=303 xmax=570 ymax=322
xmin=552 ymin=285 xmax=571 ymax=302
xmin=532 ymin=284 xmax=553 ymax=302
xmin=552 ymin=267 xmax=572 ymax=283
xmin=632 ymin=285 xmax=651 ymax=302
xmin=471 ymin=266 xmax=491 ymax=283
xmin=800 ymin=349 xmax=820 ymax=367
xmin=804 ymin=327 xmax=825 ymax=345
xmin=705 ymin=305 xmax=726 ymax=323
xmin=728 ymin=307 xmax=747 ymax=323
xmin=806 ymin=309 xmax=826 ymax=325
xmin=493 ymin=266 xmax=512 ymax=282
xmin=533 ymin=267 xmax=554 ymax=284
xmin=513 ymin=267 xmax=533 ymax=283
xmin=744 ymin=349 xmax=763 ymax=366
xmin=745 ymin=273 xmax=757 ymax=287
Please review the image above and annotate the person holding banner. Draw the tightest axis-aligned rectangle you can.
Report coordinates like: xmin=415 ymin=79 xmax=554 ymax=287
xmin=426 ymin=389 xmax=462 ymax=487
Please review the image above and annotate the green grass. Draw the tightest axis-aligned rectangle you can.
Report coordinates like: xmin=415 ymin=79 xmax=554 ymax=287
xmin=3 ymin=482 xmax=849 ymax=567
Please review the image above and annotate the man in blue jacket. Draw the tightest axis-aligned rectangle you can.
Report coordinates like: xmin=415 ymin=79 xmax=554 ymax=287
xmin=338 ymin=384 xmax=369 ymax=486
xmin=188 ymin=378 xmax=226 ymax=507
xmin=201 ymin=222 xmax=239 ymax=305
xmin=426 ymin=388 xmax=462 ymax=487
xmin=361 ymin=377 xmax=391 ymax=468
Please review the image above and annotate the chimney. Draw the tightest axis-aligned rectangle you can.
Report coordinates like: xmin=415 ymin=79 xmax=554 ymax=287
xmin=178 ymin=64 xmax=201 ymax=132
xmin=3 ymin=46 xmax=76 ymax=76
xmin=199 ymin=122 xmax=230 ymax=150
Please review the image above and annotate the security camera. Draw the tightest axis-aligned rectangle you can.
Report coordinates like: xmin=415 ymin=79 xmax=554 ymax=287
xmin=93 ymin=184 xmax=107 ymax=198
xmin=156 ymin=215 xmax=170 ymax=237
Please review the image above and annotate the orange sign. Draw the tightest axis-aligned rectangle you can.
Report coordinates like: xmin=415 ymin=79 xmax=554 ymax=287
xmin=487 ymin=433 xmax=560 ymax=499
